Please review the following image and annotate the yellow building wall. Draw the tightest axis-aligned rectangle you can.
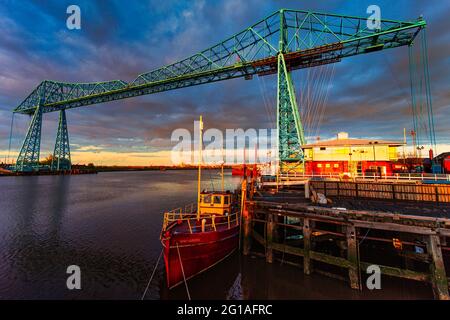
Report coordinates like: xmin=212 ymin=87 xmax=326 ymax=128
xmin=388 ymin=146 xmax=399 ymax=160
xmin=304 ymin=145 xmax=398 ymax=162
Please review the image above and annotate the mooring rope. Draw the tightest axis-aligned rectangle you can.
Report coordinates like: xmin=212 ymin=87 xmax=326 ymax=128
xmin=176 ymin=243 xmax=191 ymax=300
xmin=358 ymin=228 xmax=371 ymax=246
xmin=356 ymin=228 xmax=371 ymax=291
xmin=141 ymin=248 xmax=163 ymax=300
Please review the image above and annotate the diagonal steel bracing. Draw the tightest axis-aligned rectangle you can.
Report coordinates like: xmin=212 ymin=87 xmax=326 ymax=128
xmin=277 ymin=10 xmax=306 ymax=170
xmin=13 ymin=10 xmax=425 ymax=115
xmin=16 ymin=105 xmax=43 ymax=171
xmin=51 ymin=109 xmax=71 ymax=171
xmin=277 ymin=53 xmax=305 ymax=163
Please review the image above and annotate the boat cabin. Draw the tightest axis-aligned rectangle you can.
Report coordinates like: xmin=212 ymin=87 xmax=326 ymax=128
xmin=199 ymin=191 xmax=232 ymax=216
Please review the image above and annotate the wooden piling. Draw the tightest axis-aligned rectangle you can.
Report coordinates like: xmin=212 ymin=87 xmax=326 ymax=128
xmin=266 ymin=213 xmax=274 ymax=263
xmin=243 ymin=210 xmax=252 ymax=256
xmin=427 ymin=234 xmax=449 ymax=300
xmin=345 ymin=224 xmax=360 ymax=289
xmin=246 ymin=180 xmax=450 ymax=299
xmin=303 ymin=218 xmax=312 ymax=275
xmin=304 ymin=181 xmax=310 ymax=199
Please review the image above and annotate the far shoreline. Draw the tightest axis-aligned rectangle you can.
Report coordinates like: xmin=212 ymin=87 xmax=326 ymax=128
xmin=0 ymin=164 xmax=248 ymax=176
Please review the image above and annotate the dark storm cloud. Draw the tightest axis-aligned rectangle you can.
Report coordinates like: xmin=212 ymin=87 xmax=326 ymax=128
xmin=0 ymin=0 xmax=449 ymax=158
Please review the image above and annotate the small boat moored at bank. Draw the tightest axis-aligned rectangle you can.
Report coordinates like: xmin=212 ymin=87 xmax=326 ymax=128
xmin=160 ymin=115 xmax=243 ymax=289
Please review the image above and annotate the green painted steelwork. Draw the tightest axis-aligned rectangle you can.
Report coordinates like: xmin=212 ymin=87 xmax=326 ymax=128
xmin=11 ymin=9 xmax=426 ymax=172
xmin=15 ymin=105 xmax=43 ymax=171
xmin=51 ymin=109 xmax=71 ymax=171
xmin=277 ymin=10 xmax=305 ymax=163
xmin=277 ymin=53 xmax=305 ymax=161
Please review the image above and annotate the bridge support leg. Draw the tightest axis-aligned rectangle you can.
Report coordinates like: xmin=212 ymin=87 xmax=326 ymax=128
xmin=277 ymin=53 xmax=305 ymax=174
xmin=51 ymin=109 xmax=71 ymax=171
xmin=15 ymin=105 xmax=43 ymax=172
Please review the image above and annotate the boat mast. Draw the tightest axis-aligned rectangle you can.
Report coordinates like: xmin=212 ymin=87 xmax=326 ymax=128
xmin=221 ymin=163 xmax=224 ymax=192
xmin=197 ymin=115 xmax=203 ymax=220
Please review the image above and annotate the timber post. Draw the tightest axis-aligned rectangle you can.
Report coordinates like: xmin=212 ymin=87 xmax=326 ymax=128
xmin=426 ymin=234 xmax=449 ymax=300
xmin=304 ymin=181 xmax=310 ymax=198
xmin=303 ymin=218 xmax=312 ymax=275
xmin=346 ymin=224 xmax=360 ymax=289
xmin=242 ymin=205 xmax=252 ymax=256
xmin=266 ymin=213 xmax=274 ymax=263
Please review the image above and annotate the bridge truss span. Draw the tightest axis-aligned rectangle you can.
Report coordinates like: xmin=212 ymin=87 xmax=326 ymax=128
xmin=11 ymin=9 xmax=426 ymax=172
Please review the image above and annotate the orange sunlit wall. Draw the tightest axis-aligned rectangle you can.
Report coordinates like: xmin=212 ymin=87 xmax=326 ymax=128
xmin=305 ymin=160 xmax=395 ymax=175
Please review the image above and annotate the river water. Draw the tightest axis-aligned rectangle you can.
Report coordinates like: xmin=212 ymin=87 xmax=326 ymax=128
xmin=0 ymin=170 xmax=433 ymax=299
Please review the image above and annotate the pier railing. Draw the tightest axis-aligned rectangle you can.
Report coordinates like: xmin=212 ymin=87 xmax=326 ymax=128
xmin=309 ymin=180 xmax=450 ymax=203
xmin=259 ymin=173 xmax=450 ymax=187
xmin=277 ymin=172 xmax=450 ymax=182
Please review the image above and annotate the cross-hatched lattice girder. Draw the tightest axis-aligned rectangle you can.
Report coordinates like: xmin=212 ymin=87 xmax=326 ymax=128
xmin=51 ymin=109 xmax=71 ymax=171
xmin=277 ymin=53 xmax=305 ymax=162
xmin=15 ymin=105 xmax=43 ymax=171
xmin=13 ymin=9 xmax=425 ymax=115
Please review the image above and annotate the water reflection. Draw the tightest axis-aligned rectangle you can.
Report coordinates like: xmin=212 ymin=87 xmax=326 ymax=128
xmin=0 ymin=171 xmax=433 ymax=299
xmin=4 ymin=176 xmax=72 ymax=298
xmin=48 ymin=176 xmax=70 ymax=240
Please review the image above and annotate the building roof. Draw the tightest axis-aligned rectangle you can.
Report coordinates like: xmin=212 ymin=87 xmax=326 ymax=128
xmin=433 ymin=152 xmax=450 ymax=161
xmin=302 ymin=138 xmax=404 ymax=148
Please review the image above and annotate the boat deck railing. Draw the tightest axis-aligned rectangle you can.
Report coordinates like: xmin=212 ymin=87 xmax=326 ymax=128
xmin=163 ymin=203 xmax=239 ymax=234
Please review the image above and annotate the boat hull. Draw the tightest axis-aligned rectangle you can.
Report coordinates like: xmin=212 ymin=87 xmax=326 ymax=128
xmin=161 ymin=223 xmax=239 ymax=289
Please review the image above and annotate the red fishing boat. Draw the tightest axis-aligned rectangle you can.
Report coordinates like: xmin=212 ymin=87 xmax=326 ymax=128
xmin=160 ymin=116 xmax=243 ymax=289
xmin=160 ymin=192 xmax=241 ymax=288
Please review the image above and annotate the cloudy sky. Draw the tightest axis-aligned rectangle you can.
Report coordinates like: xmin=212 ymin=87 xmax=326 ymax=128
xmin=0 ymin=0 xmax=449 ymax=165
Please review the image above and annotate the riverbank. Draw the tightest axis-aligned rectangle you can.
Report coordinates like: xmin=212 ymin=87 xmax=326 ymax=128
xmin=0 ymin=164 xmax=236 ymax=175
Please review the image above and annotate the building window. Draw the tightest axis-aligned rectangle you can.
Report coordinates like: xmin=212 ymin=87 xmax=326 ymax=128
xmin=317 ymin=164 xmax=322 ymax=168
xmin=333 ymin=163 xmax=339 ymax=168
xmin=213 ymin=196 xmax=221 ymax=204
xmin=320 ymin=147 xmax=326 ymax=151
xmin=325 ymin=163 xmax=331 ymax=168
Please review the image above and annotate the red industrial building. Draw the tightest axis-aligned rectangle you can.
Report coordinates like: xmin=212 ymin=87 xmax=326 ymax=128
xmin=302 ymin=132 xmax=404 ymax=176
xmin=433 ymin=152 xmax=450 ymax=174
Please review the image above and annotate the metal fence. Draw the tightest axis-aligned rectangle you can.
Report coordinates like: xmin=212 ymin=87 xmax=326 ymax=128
xmin=278 ymin=172 xmax=450 ymax=183
xmin=309 ymin=180 xmax=450 ymax=203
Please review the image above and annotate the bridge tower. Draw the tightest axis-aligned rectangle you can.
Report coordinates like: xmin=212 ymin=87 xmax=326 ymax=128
xmin=15 ymin=104 xmax=71 ymax=172
xmin=277 ymin=10 xmax=305 ymax=173
xmin=15 ymin=104 xmax=43 ymax=172
xmin=51 ymin=109 xmax=71 ymax=171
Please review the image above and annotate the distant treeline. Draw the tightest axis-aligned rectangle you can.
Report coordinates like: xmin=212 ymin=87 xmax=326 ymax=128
xmin=71 ymin=164 xmax=234 ymax=172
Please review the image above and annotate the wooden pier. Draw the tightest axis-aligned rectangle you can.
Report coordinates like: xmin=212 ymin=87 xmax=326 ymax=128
xmin=242 ymin=179 xmax=450 ymax=300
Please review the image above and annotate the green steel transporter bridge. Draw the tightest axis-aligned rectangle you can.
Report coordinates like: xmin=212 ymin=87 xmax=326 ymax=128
xmin=10 ymin=9 xmax=434 ymax=173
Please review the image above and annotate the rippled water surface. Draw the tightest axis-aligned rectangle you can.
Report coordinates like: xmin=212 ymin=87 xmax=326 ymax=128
xmin=0 ymin=170 xmax=433 ymax=299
